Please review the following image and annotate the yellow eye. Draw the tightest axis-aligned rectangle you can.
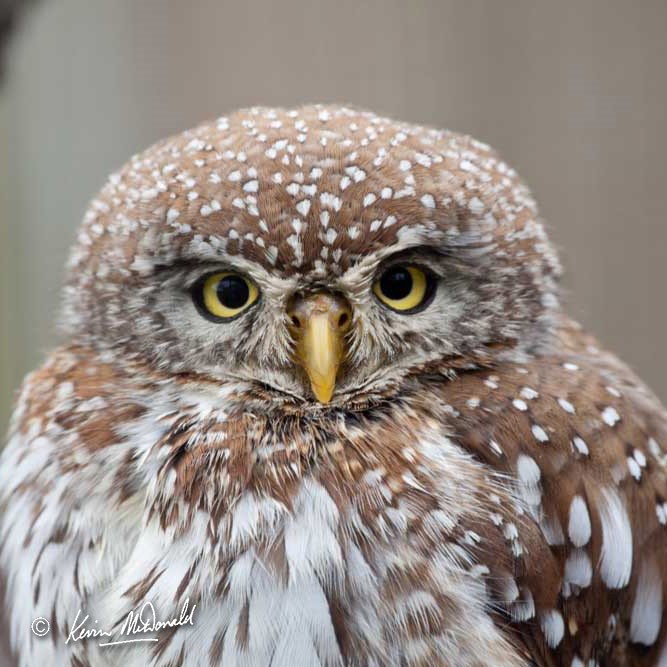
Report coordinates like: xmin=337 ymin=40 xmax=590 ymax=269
xmin=373 ymin=265 xmax=434 ymax=312
xmin=196 ymin=272 xmax=259 ymax=320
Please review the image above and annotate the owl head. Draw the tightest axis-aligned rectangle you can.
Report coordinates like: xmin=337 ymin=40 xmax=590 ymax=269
xmin=62 ymin=105 xmax=561 ymax=410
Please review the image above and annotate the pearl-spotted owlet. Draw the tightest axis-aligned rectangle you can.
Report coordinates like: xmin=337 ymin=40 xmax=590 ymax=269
xmin=2 ymin=105 xmax=666 ymax=667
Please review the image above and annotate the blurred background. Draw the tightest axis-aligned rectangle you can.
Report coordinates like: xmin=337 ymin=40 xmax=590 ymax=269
xmin=2 ymin=0 xmax=667 ymax=436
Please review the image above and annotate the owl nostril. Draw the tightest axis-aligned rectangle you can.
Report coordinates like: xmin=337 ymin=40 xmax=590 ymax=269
xmin=287 ymin=292 xmax=353 ymax=334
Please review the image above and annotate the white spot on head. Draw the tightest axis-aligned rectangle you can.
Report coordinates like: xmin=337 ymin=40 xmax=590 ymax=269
xmin=414 ymin=152 xmax=432 ymax=167
xmin=468 ymin=196 xmax=485 ymax=214
xmin=291 ymin=218 xmax=303 ymax=234
xmin=320 ymin=192 xmax=342 ymax=211
xmin=602 ymin=406 xmax=620 ymax=427
xmin=296 ymin=200 xmax=311 ymax=217
xmin=420 ymin=194 xmax=436 ymax=209
xmin=185 ymin=138 xmax=205 ymax=152
xmin=512 ymin=399 xmax=528 ymax=411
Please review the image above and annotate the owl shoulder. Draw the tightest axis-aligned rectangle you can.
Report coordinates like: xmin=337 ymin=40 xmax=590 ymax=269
xmin=429 ymin=319 xmax=667 ymax=665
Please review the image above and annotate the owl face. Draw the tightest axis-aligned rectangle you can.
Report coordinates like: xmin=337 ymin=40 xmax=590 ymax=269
xmin=62 ymin=105 xmax=561 ymax=409
xmin=133 ymin=242 xmax=482 ymax=406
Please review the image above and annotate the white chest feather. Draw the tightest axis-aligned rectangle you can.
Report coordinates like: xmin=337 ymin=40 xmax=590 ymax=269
xmin=1 ymin=402 xmax=525 ymax=667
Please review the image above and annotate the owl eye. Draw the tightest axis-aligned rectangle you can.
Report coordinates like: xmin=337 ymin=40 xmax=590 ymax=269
xmin=373 ymin=265 xmax=435 ymax=313
xmin=194 ymin=272 xmax=259 ymax=321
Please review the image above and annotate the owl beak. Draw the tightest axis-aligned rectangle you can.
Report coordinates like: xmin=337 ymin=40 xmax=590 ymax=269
xmin=288 ymin=293 xmax=352 ymax=403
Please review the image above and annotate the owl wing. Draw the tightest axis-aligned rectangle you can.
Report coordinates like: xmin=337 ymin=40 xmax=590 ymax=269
xmin=435 ymin=318 xmax=667 ymax=666
xmin=0 ymin=345 xmax=150 ymax=665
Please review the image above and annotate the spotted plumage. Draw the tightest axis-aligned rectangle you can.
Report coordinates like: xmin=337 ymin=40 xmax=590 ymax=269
xmin=2 ymin=105 xmax=666 ymax=666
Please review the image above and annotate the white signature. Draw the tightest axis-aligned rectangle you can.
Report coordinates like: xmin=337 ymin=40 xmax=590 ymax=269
xmin=64 ymin=599 xmax=196 ymax=647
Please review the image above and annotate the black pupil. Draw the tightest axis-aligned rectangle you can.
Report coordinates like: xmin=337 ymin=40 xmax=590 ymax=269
xmin=380 ymin=267 xmax=412 ymax=300
xmin=217 ymin=276 xmax=249 ymax=309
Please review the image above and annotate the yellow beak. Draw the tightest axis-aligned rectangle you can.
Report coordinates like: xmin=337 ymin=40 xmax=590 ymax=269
xmin=289 ymin=293 xmax=352 ymax=403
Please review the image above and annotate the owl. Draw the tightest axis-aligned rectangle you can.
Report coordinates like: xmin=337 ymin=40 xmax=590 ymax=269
xmin=2 ymin=105 xmax=667 ymax=667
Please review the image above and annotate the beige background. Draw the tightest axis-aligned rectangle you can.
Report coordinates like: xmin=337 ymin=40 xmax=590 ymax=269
xmin=2 ymin=0 xmax=667 ymax=437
